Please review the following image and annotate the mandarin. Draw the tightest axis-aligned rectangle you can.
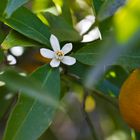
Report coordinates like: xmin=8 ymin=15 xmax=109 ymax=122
xmin=119 ymin=69 xmax=140 ymax=132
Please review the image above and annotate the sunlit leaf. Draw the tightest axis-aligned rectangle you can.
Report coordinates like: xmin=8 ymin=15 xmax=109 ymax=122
xmin=114 ymin=0 xmax=140 ymax=43
xmin=32 ymin=0 xmax=52 ymax=12
xmin=4 ymin=7 xmax=51 ymax=46
xmin=2 ymin=30 xmax=41 ymax=50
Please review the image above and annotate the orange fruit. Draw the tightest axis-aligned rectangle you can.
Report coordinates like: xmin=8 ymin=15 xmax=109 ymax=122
xmin=119 ymin=69 xmax=140 ymax=132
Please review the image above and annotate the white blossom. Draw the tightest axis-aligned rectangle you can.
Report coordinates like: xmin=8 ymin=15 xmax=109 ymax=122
xmin=40 ymin=34 xmax=76 ymax=67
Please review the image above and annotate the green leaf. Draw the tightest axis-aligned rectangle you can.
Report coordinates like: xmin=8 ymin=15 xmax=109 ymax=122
xmin=45 ymin=12 xmax=81 ymax=42
xmin=92 ymin=0 xmax=105 ymax=14
xmin=74 ymin=41 xmax=104 ymax=65
xmin=0 ymin=86 xmax=14 ymax=120
xmin=98 ymin=0 xmax=125 ymax=21
xmin=74 ymin=40 xmax=140 ymax=70
xmin=2 ymin=65 xmax=60 ymax=140
xmin=1 ymin=30 xmax=41 ymax=50
xmin=61 ymin=0 xmax=73 ymax=25
xmin=0 ymin=67 xmax=60 ymax=107
xmin=4 ymin=7 xmax=51 ymax=46
xmin=0 ymin=0 xmax=8 ymax=18
xmin=0 ymin=22 xmax=8 ymax=43
xmin=0 ymin=48 xmax=4 ymax=63
xmin=96 ymin=66 xmax=128 ymax=96
xmin=4 ymin=0 xmax=30 ymax=18
xmin=67 ymin=61 xmax=90 ymax=81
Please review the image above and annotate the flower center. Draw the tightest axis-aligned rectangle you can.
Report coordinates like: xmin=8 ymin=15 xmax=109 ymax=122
xmin=55 ymin=50 xmax=64 ymax=60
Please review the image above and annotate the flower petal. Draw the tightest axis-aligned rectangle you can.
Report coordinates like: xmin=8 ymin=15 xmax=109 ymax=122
xmin=62 ymin=43 xmax=72 ymax=54
xmin=50 ymin=34 xmax=60 ymax=51
xmin=50 ymin=58 xmax=60 ymax=67
xmin=40 ymin=48 xmax=54 ymax=58
xmin=61 ymin=56 xmax=76 ymax=65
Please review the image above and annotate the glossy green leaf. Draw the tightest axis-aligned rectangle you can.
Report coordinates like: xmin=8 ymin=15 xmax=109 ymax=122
xmin=2 ymin=30 xmax=41 ymax=50
xmin=74 ymin=40 xmax=140 ymax=70
xmin=2 ymin=65 xmax=60 ymax=140
xmin=4 ymin=7 xmax=51 ymax=46
xmin=4 ymin=0 xmax=30 ymax=18
xmin=0 ymin=68 xmax=60 ymax=107
xmin=74 ymin=41 xmax=105 ymax=65
xmin=45 ymin=12 xmax=81 ymax=42
xmin=98 ymin=0 xmax=125 ymax=21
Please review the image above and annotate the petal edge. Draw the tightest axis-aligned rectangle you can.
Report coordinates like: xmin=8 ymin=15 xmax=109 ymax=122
xmin=50 ymin=34 xmax=60 ymax=51
xmin=61 ymin=56 xmax=76 ymax=66
xmin=62 ymin=43 xmax=72 ymax=54
xmin=40 ymin=48 xmax=54 ymax=58
xmin=50 ymin=58 xmax=60 ymax=67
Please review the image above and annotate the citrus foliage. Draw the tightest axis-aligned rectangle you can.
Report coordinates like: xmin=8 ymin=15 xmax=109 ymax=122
xmin=0 ymin=0 xmax=140 ymax=140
